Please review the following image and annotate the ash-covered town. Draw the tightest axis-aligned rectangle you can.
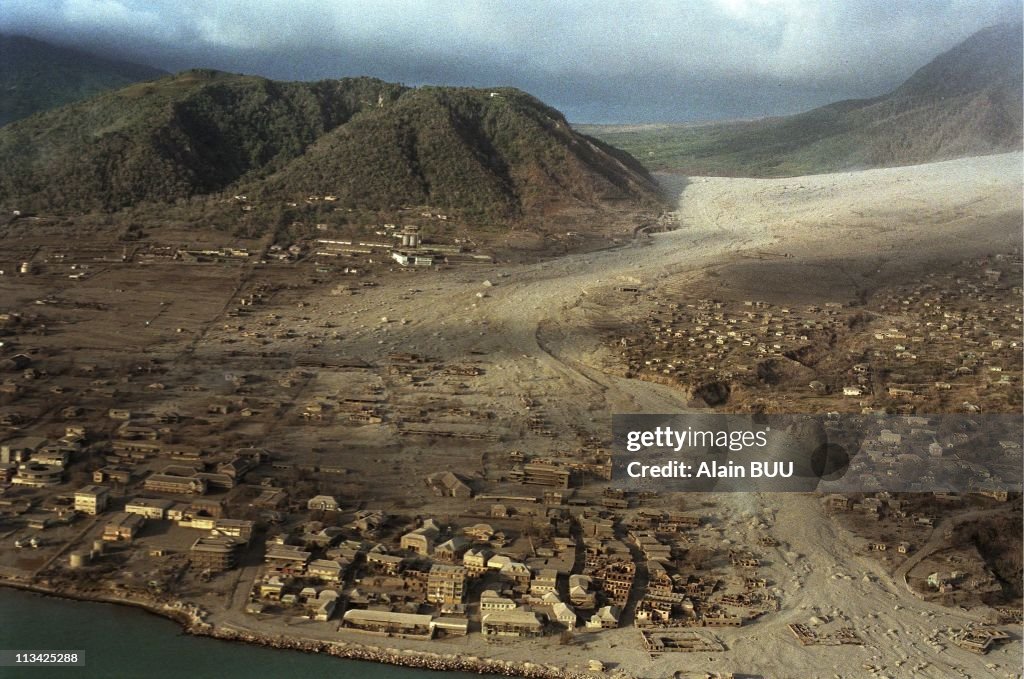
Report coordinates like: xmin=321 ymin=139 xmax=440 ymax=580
xmin=0 ymin=15 xmax=1022 ymax=678
xmin=0 ymin=179 xmax=1020 ymax=677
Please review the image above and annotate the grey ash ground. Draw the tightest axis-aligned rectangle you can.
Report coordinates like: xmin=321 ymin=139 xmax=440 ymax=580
xmin=0 ymin=152 xmax=1021 ymax=678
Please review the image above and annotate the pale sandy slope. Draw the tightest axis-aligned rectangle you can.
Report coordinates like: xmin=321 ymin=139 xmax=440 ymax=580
xmin=672 ymin=151 xmax=1022 ymax=261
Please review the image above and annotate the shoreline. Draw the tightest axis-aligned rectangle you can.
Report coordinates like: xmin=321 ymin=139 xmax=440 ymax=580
xmin=0 ymin=579 xmax=602 ymax=679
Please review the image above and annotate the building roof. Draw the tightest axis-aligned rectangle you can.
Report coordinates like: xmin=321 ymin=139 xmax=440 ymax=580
xmin=482 ymin=609 xmax=543 ymax=627
xmin=431 ymin=617 xmax=469 ymax=630
xmin=105 ymin=512 xmax=144 ymax=530
xmin=191 ymin=535 xmax=239 ymax=553
xmin=435 ymin=536 xmax=469 ymax=553
xmin=76 ymin=485 xmax=109 ymax=497
xmin=343 ymin=609 xmax=432 ymax=627
xmin=552 ymin=602 xmax=576 ymax=621
xmin=214 ymin=518 xmax=254 ymax=528
xmin=126 ymin=497 xmax=175 ymax=509
xmin=429 ymin=563 xmax=466 ymax=575
xmin=501 ymin=561 xmax=530 ymax=576
xmin=265 ymin=544 xmax=311 ymax=562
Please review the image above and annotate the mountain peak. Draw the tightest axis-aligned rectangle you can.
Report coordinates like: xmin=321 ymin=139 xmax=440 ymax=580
xmin=586 ymin=22 xmax=1023 ymax=177
xmin=894 ymin=22 xmax=1023 ymax=100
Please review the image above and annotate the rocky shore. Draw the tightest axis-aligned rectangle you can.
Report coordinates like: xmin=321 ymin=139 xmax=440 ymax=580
xmin=0 ymin=579 xmax=603 ymax=679
xmin=202 ymin=624 xmax=599 ymax=678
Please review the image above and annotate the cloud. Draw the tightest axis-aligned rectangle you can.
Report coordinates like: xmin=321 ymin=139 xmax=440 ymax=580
xmin=2 ymin=0 xmax=1021 ymax=122
xmin=60 ymin=0 xmax=165 ymax=38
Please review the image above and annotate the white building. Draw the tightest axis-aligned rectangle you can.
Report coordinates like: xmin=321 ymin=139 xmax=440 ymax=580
xmin=75 ymin=485 xmax=110 ymax=515
xmin=307 ymin=495 xmax=340 ymax=512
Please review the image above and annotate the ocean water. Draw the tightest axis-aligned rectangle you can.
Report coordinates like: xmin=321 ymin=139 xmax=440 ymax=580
xmin=0 ymin=588 xmax=487 ymax=679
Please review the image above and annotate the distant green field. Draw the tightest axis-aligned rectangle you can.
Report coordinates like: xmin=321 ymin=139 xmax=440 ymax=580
xmin=578 ymin=116 xmax=858 ymax=178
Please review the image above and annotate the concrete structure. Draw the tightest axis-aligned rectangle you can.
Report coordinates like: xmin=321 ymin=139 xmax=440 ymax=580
xmin=400 ymin=520 xmax=440 ymax=556
xmin=482 ymin=610 xmax=544 ymax=638
xmin=12 ymin=462 xmax=63 ymax=487
xmin=431 ymin=617 xmax=469 ymax=637
xmin=480 ymin=590 xmax=517 ymax=612
xmin=74 ymin=485 xmax=110 ymax=515
xmin=213 ymin=518 xmax=255 ymax=543
xmin=521 ymin=462 xmax=571 ymax=488
xmin=102 ymin=512 xmax=145 ymax=542
xmin=427 ymin=563 xmax=467 ymax=607
xmin=551 ymin=602 xmax=578 ymax=628
xmin=189 ymin=535 xmax=241 ymax=571
xmin=342 ymin=610 xmax=433 ymax=637
xmin=33 ymin=448 xmax=71 ymax=467
xmin=307 ymin=495 xmax=339 ymax=512
xmin=1 ymin=436 xmax=47 ymax=463
xmin=93 ymin=466 xmax=132 ymax=484
xmin=531 ymin=568 xmax=558 ymax=596
xmin=366 ymin=552 xmax=404 ymax=575
xmin=124 ymin=497 xmax=174 ymax=520
xmin=391 ymin=251 xmax=443 ymax=267
xmin=400 ymin=225 xmax=422 ymax=248
xmin=265 ymin=544 xmax=311 ymax=571
xmin=307 ymin=559 xmax=345 ymax=582
xmin=144 ymin=473 xmax=206 ymax=495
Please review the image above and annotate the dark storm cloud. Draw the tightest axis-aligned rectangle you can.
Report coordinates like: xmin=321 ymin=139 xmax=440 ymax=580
xmin=2 ymin=0 xmax=1021 ymax=122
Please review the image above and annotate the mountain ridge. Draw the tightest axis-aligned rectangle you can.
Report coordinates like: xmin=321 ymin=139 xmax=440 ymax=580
xmin=0 ymin=34 xmax=167 ymax=126
xmin=0 ymin=70 xmax=664 ymax=222
xmin=582 ymin=22 xmax=1023 ymax=177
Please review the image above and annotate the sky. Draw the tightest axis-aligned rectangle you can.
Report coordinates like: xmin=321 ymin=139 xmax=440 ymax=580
xmin=2 ymin=0 xmax=1021 ymax=123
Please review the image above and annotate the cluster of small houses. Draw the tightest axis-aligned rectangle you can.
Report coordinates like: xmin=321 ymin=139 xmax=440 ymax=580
xmin=826 ymin=490 xmax=1009 ymax=600
xmin=1 ymin=429 xmax=87 ymax=488
xmin=313 ymin=224 xmax=490 ymax=269
xmin=0 ymin=386 xmax=660 ymax=644
xmin=624 ymin=508 xmax=777 ymax=629
xmin=621 ymin=296 xmax=852 ymax=386
xmin=828 ymin=415 xmax=1021 ymax=493
xmin=238 ymin=503 xmax=631 ymax=640
xmin=234 ymin=481 xmax=781 ymax=642
xmin=619 ymin=255 xmax=1021 ymax=410
xmin=2 ymin=414 xmax=754 ymax=641
xmin=863 ymin=258 xmax=1022 ymax=408
xmin=16 ymin=450 xmax=778 ymax=643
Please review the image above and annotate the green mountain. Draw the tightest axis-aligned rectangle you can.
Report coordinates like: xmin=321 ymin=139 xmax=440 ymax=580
xmin=0 ymin=70 xmax=662 ymax=221
xmin=582 ymin=22 xmax=1023 ymax=177
xmin=255 ymin=86 xmax=663 ymax=219
xmin=0 ymin=35 xmax=166 ymax=127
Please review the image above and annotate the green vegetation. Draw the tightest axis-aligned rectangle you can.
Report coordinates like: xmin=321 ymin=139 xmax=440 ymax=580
xmin=260 ymin=86 xmax=662 ymax=221
xmin=0 ymin=35 xmax=166 ymax=126
xmin=0 ymin=71 xmax=406 ymax=211
xmin=582 ymin=23 xmax=1022 ymax=177
xmin=0 ymin=72 xmax=662 ymax=224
